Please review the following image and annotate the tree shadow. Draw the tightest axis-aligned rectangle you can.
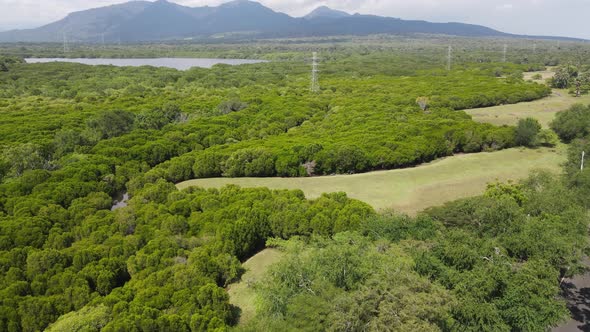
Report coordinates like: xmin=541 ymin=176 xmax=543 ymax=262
xmin=230 ymin=304 xmax=243 ymax=326
xmin=560 ymin=282 xmax=590 ymax=331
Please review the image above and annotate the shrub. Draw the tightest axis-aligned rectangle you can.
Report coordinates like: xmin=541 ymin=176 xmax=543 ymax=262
xmin=550 ymin=104 xmax=590 ymax=142
xmin=515 ymin=118 xmax=541 ymax=147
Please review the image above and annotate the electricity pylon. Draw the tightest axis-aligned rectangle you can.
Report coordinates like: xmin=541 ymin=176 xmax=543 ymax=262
xmin=447 ymin=45 xmax=452 ymax=71
xmin=311 ymin=52 xmax=319 ymax=93
xmin=63 ymin=32 xmax=69 ymax=53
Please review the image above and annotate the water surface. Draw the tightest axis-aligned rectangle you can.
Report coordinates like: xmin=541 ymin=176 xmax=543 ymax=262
xmin=25 ymin=58 xmax=266 ymax=70
xmin=111 ymin=193 xmax=129 ymax=211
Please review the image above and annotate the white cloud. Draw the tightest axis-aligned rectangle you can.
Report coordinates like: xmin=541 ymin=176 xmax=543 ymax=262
xmin=0 ymin=0 xmax=588 ymax=38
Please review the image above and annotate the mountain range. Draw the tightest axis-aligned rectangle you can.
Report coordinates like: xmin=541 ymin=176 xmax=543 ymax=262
xmin=0 ymin=0 xmax=582 ymax=43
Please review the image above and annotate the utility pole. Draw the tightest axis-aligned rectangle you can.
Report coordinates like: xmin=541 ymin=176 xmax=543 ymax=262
xmin=102 ymin=33 xmax=105 ymax=49
xmin=447 ymin=45 xmax=452 ymax=71
xmin=502 ymin=44 xmax=508 ymax=62
xmin=311 ymin=52 xmax=319 ymax=93
xmin=582 ymin=151 xmax=585 ymax=171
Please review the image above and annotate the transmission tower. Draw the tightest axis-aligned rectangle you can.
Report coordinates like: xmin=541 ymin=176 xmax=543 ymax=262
xmin=447 ymin=45 xmax=452 ymax=71
xmin=533 ymin=43 xmax=537 ymax=54
xmin=102 ymin=33 xmax=105 ymax=48
xmin=502 ymin=44 xmax=508 ymax=62
xmin=63 ymin=32 xmax=69 ymax=53
xmin=311 ymin=52 xmax=320 ymax=93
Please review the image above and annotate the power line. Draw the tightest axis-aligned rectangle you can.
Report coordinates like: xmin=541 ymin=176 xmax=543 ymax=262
xmin=311 ymin=51 xmax=319 ymax=93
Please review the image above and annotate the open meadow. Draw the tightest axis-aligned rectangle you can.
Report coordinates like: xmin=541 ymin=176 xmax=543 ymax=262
xmin=178 ymin=145 xmax=565 ymax=214
xmin=523 ymin=67 xmax=556 ymax=82
xmin=466 ymin=88 xmax=590 ymax=128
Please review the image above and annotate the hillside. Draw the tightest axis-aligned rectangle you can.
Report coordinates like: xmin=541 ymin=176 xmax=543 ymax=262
xmin=304 ymin=6 xmax=351 ymax=20
xmin=0 ymin=0 xmax=516 ymax=42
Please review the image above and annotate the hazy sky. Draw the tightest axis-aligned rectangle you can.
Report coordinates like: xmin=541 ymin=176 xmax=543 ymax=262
xmin=0 ymin=0 xmax=588 ymax=39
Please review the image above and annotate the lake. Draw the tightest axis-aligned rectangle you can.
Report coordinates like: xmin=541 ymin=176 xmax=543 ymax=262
xmin=24 ymin=58 xmax=267 ymax=70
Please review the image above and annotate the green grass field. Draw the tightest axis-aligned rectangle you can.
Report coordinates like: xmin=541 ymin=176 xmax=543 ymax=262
xmin=178 ymin=146 xmax=565 ymax=215
xmin=465 ymin=89 xmax=590 ymax=128
xmin=227 ymin=248 xmax=284 ymax=326
xmin=523 ymin=68 xmax=555 ymax=83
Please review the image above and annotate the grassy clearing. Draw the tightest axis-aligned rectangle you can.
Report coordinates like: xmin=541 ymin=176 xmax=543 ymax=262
xmin=523 ymin=68 xmax=555 ymax=83
xmin=227 ymin=248 xmax=284 ymax=326
xmin=465 ymin=89 xmax=590 ymax=128
xmin=178 ymin=146 xmax=565 ymax=215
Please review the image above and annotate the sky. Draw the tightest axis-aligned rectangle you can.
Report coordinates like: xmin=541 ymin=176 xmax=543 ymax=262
xmin=0 ymin=0 xmax=589 ymax=39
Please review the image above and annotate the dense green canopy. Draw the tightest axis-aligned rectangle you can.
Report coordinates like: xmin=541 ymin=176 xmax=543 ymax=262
xmin=0 ymin=40 xmax=589 ymax=331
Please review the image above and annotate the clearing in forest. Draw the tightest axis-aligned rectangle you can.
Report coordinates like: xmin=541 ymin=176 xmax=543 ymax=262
xmin=523 ymin=68 xmax=556 ymax=82
xmin=466 ymin=89 xmax=590 ymax=128
xmin=227 ymin=248 xmax=284 ymax=326
xmin=177 ymin=146 xmax=565 ymax=215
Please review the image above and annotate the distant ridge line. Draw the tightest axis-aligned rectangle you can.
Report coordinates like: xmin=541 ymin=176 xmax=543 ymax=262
xmin=0 ymin=0 xmax=586 ymax=43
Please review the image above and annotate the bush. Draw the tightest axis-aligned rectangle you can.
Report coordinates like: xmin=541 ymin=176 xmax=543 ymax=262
xmin=551 ymin=65 xmax=578 ymax=89
xmin=192 ymin=152 xmax=225 ymax=178
xmin=550 ymin=104 xmax=590 ymax=142
xmin=136 ymin=104 xmax=181 ymax=130
xmin=515 ymin=118 xmax=541 ymax=147
xmin=218 ymin=98 xmax=248 ymax=114
xmin=84 ymin=110 xmax=135 ymax=142
xmin=223 ymin=148 xmax=276 ymax=177
xmin=537 ymin=129 xmax=559 ymax=147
